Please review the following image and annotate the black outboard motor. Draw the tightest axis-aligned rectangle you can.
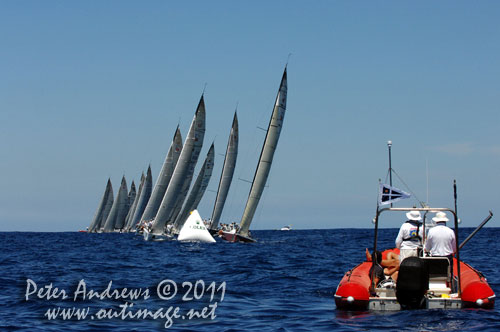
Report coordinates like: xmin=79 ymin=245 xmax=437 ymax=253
xmin=396 ymin=256 xmax=428 ymax=309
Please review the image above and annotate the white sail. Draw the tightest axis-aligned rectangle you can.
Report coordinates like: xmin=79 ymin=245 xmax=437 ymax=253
xmin=177 ymin=210 xmax=216 ymax=243
xmin=239 ymin=68 xmax=287 ymax=237
xmin=128 ymin=165 xmax=153 ymax=230
xmin=173 ymin=143 xmax=215 ymax=231
xmin=103 ymin=176 xmax=129 ymax=232
xmin=152 ymin=96 xmax=206 ymax=233
xmin=124 ymin=172 xmax=145 ymax=231
xmin=88 ymin=179 xmax=113 ymax=232
xmin=140 ymin=127 xmax=183 ymax=222
xmin=210 ymin=112 xmax=238 ymax=229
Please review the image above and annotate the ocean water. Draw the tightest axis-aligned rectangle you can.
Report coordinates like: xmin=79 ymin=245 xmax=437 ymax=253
xmin=1 ymin=228 xmax=500 ymax=332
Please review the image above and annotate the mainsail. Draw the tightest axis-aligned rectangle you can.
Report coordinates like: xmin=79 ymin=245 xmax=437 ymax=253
xmin=88 ymin=179 xmax=114 ymax=232
xmin=210 ymin=112 xmax=238 ymax=229
xmin=128 ymin=165 xmax=153 ymax=230
xmin=173 ymin=143 xmax=215 ymax=231
xmin=103 ymin=176 xmax=129 ymax=232
xmin=140 ymin=127 xmax=183 ymax=222
xmin=97 ymin=182 xmax=114 ymax=232
xmin=239 ymin=68 xmax=287 ymax=237
xmin=152 ymin=95 xmax=206 ymax=233
xmin=168 ymin=107 xmax=207 ymax=227
xmin=123 ymin=180 xmax=137 ymax=230
xmin=124 ymin=173 xmax=145 ymax=230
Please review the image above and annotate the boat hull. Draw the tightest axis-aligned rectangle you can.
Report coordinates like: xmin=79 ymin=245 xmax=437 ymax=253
xmin=334 ymin=261 xmax=372 ymax=310
xmin=458 ymin=261 xmax=496 ymax=309
xmin=218 ymin=230 xmax=256 ymax=243
xmin=143 ymin=229 xmax=169 ymax=242
xmin=335 ymin=249 xmax=495 ymax=310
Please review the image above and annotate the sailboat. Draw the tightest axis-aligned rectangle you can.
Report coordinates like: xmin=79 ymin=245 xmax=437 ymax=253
xmin=88 ymin=179 xmax=114 ymax=233
xmin=125 ymin=166 xmax=153 ymax=231
xmin=103 ymin=176 xmax=129 ymax=232
xmin=140 ymin=127 xmax=183 ymax=224
xmin=145 ymin=95 xmax=206 ymax=240
xmin=167 ymin=111 xmax=207 ymax=232
xmin=173 ymin=143 xmax=215 ymax=233
xmin=220 ymin=67 xmax=288 ymax=243
xmin=209 ymin=112 xmax=238 ymax=233
xmin=123 ymin=179 xmax=139 ymax=231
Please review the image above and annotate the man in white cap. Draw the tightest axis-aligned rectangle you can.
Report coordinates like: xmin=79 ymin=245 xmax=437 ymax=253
xmin=395 ymin=210 xmax=423 ymax=262
xmin=425 ymin=212 xmax=456 ymax=261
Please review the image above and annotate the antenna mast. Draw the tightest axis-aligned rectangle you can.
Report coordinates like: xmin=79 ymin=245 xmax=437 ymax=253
xmin=387 ymin=140 xmax=393 ymax=207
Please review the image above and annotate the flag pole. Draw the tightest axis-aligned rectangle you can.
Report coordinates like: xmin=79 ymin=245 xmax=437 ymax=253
xmin=372 ymin=181 xmax=381 ymax=297
xmin=453 ymin=179 xmax=462 ymax=296
xmin=454 ymin=180 xmax=458 ymax=217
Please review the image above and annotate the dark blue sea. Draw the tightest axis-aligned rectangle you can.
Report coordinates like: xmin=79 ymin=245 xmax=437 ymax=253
xmin=2 ymin=228 xmax=500 ymax=331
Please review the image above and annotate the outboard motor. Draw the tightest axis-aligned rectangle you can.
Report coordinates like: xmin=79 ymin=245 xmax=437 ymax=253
xmin=396 ymin=256 xmax=428 ymax=309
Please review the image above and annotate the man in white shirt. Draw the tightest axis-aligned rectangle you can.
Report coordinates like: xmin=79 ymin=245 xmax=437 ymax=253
xmin=395 ymin=210 xmax=423 ymax=262
xmin=425 ymin=212 xmax=456 ymax=257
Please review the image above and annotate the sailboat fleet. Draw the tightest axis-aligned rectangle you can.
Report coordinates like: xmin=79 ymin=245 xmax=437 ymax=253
xmin=87 ymin=67 xmax=288 ymax=243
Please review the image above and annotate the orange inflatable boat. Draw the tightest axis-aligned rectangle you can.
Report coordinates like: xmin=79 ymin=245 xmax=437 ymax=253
xmin=335 ymin=205 xmax=495 ymax=311
xmin=335 ymin=247 xmax=495 ymax=310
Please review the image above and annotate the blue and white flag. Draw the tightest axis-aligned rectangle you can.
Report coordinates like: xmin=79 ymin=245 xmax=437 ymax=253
xmin=378 ymin=183 xmax=411 ymax=206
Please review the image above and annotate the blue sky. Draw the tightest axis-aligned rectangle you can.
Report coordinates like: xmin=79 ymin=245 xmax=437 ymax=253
xmin=1 ymin=1 xmax=499 ymax=231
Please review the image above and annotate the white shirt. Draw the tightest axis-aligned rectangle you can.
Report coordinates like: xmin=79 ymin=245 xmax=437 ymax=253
xmin=425 ymin=223 xmax=456 ymax=256
xmin=395 ymin=221 xmax=422 ymax=249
